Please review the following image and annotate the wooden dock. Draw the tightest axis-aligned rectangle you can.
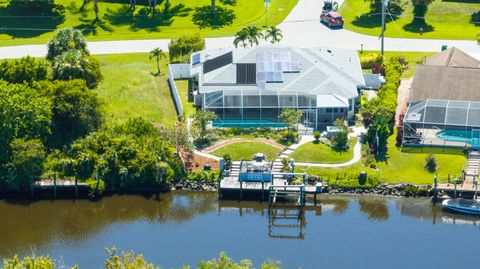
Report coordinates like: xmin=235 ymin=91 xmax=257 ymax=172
xmin=219 ymin=160 xmax=322 ymax=204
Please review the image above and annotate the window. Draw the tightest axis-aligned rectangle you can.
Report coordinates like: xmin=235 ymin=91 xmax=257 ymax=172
xmin=326 ymin=108 xmax=333 ymax=113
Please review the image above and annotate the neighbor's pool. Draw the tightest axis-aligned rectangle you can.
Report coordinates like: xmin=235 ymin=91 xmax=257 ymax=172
xmin=212 ymin=119 xmax=286 ymax=128
xmin=437 ymin=130 xmax=480 ymax=144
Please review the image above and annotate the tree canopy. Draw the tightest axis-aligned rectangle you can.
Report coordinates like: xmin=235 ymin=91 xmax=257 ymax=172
xmin=47 ymin=28 xmax=89 ymax=61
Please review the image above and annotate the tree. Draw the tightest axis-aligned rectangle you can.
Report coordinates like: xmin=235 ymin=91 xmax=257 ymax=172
xmin=93 ymin=0 xmax=99 ymax=20
xmin=37 ymin=80 xmax=103 ymax=147
xmin=149 ymin=48 xmax=165 ymax=75
xmin=7 ymin=138 xmax=45 ymax=192
xmin=245 ymin=25 xmax=263 ymax=47
xmin=1 ymin=254 xmax=66 ymax=269
xmin=370 ymin=112 xmax=391 ymax=154
xmin=0 ymin=56 xmax=49 ymax=85
xmin=192 ymin=109 xmax=216 ymax=138
xmin=52 ymin=49 xmax=103 ymax=89
xmin=264 ymin=26 xmax=283 ymax=44
xmin=330 ymin=118 xmax=348 ymax=151
xmin=0 ymin=81 xmax=52 ymax=161
xmin=166 ymin=122 xmax=192 ymax=155
xmin=47 ymin=28 xmax=89 ymax=61
xmin=233 ymin=28 xmax=248 ymax=48
xmin=168 ymin=33 xmax=206 ymax=62
xmin=280 ymin=108 xmax=302 ymax=135
xmin=425 ymin=154 xmax=438 ymax=172
xmin=211 ymin=0 xmax=216 ymax=13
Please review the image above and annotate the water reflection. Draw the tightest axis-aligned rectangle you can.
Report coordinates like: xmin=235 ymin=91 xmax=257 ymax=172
xmin=1 ymin=192 xmax=479 ymax=267
xmin=358 ymin=196 xmax=389 ymax=221
xmin=0 ymin=191 xmax=217 ymax=257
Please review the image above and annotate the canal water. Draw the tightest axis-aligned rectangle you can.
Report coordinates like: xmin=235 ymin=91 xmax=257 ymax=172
xmin=0 ymin=192 xmax=479 ymax=268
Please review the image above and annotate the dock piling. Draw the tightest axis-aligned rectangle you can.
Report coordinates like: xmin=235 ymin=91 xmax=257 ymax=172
xmin=53 ymin=173 xmax=57 ymax=198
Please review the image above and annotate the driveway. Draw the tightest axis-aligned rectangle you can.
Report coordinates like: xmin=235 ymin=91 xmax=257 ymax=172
xmin=0 ymin=0 xmax=479 ymax=59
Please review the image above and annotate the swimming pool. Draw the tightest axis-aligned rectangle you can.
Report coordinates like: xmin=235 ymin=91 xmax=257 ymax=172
xmin=212 ymin=119 xmax=286 ymax=128
xmin=437 ymin=130 xmax=480 ymax=144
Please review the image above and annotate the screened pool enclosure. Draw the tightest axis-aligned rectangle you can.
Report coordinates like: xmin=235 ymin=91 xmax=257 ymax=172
xmin=201 ymin=89 xmax=349 ymax=129
xmin=403 ymin=99 xmax=480 ymax=148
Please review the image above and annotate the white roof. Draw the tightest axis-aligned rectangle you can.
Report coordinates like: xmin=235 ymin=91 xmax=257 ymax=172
xmin=316 ymin=94 xmax=348 ymax=108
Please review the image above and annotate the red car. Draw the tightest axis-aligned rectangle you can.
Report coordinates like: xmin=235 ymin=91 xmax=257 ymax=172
xmin=320 ymin=11 xmax=344 ymax=28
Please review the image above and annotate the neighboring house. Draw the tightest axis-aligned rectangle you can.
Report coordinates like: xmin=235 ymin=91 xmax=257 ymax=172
xmin=403 ymin=48 xmax=480 ymax=148
xmin=186 ymin=46 xmax=365 ymax=130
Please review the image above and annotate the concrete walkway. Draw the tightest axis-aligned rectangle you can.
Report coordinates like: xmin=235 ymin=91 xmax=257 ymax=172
xmin=278 ymin=126 xmax=366 ymax=167
xmin=0 ymin=0 xmax=479 ymax=59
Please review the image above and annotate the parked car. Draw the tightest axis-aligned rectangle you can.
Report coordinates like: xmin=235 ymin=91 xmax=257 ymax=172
xmin=320 ymin=11 xmax=344 ymax=28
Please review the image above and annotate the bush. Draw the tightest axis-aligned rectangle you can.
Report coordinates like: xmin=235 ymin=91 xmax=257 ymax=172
xmin=313 ymin=131 xmax=321 ymax=141
xmin=86 ymin=177 xmax=105 ymax=198
xmin=360 ymin=53 xmax=383 ymax=69
xmin=425 ymin=154 xmax=438 ymax=172
xmin=168 ymin=33 xmax=205 ymax=62
xmin=0 ymin=56 xmax=49 ymax=85
xmin=222 ymin=154 xmax=232 ymax=170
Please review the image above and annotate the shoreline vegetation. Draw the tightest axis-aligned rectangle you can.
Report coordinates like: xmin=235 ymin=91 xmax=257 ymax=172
xmin=1 ymin=250 xmax=282 ymax=269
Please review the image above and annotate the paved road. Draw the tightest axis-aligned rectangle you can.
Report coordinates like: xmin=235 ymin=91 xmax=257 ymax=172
xmin=1 ymin=0 xmax=479 ymax=59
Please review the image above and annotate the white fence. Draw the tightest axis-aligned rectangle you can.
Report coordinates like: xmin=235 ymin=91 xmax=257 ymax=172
xmin=167 ymin=64 xmax=191 ymax=118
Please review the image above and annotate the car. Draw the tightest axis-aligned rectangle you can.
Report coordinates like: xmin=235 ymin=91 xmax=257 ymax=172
xmin=320 ymin=11 xmax=344 ymax=28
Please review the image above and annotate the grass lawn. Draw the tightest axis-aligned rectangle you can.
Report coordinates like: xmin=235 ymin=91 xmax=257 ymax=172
xmin=95 ymin=53 xmax=177 ymax=127
xmin=210 ymin=142 xmax=283 ymax=161
xmin=298 ymin=135 xmax=466 ymax=185
xmin=340 ymin=0 xmax=480 ymax=40
xmin=360 ymin=51 xmax=436 ymax=78
xmin=175 ymin=79 xmax=196 ymax=118
xmin=290 ymin=138 xmax=357 ymax=163
xmin=0 ymin=0 xmax=298 ymax=46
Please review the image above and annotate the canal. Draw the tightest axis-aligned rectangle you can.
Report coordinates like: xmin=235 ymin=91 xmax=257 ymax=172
xmin=0 ymin=192 xmax=479 ymax=268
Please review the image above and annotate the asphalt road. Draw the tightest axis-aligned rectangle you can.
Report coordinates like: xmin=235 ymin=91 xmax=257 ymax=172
xmin=0 ymin=0 xmax=479 ymax=59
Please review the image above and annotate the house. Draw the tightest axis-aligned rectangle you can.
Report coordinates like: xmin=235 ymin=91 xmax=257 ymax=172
xmin=187 ymin=46 xmax=365 ymax=130
xmin=403 ymin=48 xmax=480 ymax=148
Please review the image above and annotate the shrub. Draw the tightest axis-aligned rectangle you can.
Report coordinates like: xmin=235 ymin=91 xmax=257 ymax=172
xmin=223 ymin=154 xmax=232 ymax=170
xmin=360 ymin=53 xmax=383 ymax=69
xmin=168 ymin=33 xmax=205 ymax=62
xmin=425 ymin=154 xmax=438 ymax=172
xmin=0 ymin=56 xmax=49 ymax=85
xmin=313 ymin=131 xmax=321 ymax=141
xmin=86 ymin=178 xmax=105 ymax=198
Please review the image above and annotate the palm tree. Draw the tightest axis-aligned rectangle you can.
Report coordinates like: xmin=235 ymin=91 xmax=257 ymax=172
xmin=233 ymin=29 xmax=248 ymax=48
xmin=93 ymin=0 xmax=99 ymax=21
xmin=211 ymin=0 xmax=216 ymax=14
xmin=264 ymin=26 xmax=283 ymax=44
xmin=245 ymin=25 xmax=263 ymax=47
xmin=149 ymin=48 xmax=165 ymax=75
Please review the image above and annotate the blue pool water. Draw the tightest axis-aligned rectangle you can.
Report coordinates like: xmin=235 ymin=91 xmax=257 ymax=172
xmin=212 ymin=119 xmax=286 ymax=128
xmin=437 ymin=130 xmax=480 ymax=144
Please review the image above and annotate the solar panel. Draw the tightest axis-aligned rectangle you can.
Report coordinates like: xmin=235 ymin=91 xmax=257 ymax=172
xmin=236 ymin=63 xmax=256 ymax=84
xmin=255 ymin=51 xmax=300 ymax=88
xmin=192 ymin=53 xmax=201 ymax=65
xmin=203 ymin=51 xmax=233 ymax=74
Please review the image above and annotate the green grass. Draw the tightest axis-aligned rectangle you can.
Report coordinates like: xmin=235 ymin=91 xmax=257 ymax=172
xmin=175 ymin=79 xmax=196 ymax=118
xmin=290 ymin=138 xmax=357 ymax=163
xmin=298 ymin=134 xmax=466 ymax=185
xmin=95 ymin=53 xmax=177 ymax=127
xmin=360 ymin=51 xmax=436 ymax=78
xmin=0 ymin=0 xmax=298 ymax=46
xmin=210 ymin=142 xmax=283 ymax=160
xmin=340 ymin=0 xmax=480 ymax=40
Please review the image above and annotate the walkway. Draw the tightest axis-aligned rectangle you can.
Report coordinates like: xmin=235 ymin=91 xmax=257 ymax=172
xmin=277 ymin=126 xmax=365 ymax=168
xmin=0 ymin=0 xmax=479 ymax=59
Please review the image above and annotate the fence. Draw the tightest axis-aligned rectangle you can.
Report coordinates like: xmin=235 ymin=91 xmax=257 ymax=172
xmin=167 ymin=64 xmax=191 ymax=118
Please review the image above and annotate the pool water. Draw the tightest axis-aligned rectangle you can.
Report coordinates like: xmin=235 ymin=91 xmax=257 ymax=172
xmin=212 ymin=119 xmax=286 ymax=128
xmin=437 ymin=130 xmax=480 ymax=144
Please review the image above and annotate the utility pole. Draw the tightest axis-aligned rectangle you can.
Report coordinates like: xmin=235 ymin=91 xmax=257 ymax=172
xmin=381 ymin=0 xmax=387 ymax=56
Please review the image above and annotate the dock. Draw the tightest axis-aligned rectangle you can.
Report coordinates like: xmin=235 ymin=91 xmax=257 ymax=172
xmin=219 ymin=158 xmax=323 ymax=205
